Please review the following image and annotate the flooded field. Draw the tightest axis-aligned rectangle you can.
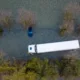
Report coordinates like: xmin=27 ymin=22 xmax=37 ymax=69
xmin=0 ymin=0 xmax=80 ymax=59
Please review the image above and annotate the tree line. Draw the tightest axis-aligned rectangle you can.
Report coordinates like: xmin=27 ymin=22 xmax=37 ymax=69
xmin=0 ymin=54 xmax=79 ymax=80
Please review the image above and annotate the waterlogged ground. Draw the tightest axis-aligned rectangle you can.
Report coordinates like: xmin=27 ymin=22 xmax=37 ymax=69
xmin=0 ymin=0 xmax=80 ymax=59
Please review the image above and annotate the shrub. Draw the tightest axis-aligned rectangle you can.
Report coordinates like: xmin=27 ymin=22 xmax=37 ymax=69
xmin=59 ymin=25 xmax=67 ymax=36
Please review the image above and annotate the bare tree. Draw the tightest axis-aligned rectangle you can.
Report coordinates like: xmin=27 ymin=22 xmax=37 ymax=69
xmin=16 ymin=8 xmax=36 ymax=30
xmin=59 ymin=1 xmax=80 ymax=36
xmin=59 ymin=11 xmax=74 ymax=36
xmin=64 ymin=2 xmax=80 ymax=18
xmin=0 ymin=10 xmax=14 ymax=30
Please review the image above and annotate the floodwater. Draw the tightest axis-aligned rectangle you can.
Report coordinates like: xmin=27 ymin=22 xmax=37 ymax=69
xmin=0 ymin=0 xmax=80 ymax=59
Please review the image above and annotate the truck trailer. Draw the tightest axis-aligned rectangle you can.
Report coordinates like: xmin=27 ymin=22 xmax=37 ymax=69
xmin=28 ymin=40 xmax=80 ymax=54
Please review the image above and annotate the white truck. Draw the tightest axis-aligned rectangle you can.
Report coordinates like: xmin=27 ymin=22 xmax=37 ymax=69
xmin=28 ymin=40 xmax=80 ymax=54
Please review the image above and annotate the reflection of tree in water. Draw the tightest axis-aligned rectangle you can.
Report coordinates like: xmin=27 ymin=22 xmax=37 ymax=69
xmin=16 ymin=8 xmax=36 ymax=30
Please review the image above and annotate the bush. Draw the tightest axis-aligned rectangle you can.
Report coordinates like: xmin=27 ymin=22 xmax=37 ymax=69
xmin=2 ymin=57 xmax=80 ymax=80
xmin=59 ymin=26 xmax=67 ymax=36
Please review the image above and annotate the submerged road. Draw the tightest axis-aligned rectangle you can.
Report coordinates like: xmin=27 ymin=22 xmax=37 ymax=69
xmin=0 ymin=27 xmax=80 ymax=59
